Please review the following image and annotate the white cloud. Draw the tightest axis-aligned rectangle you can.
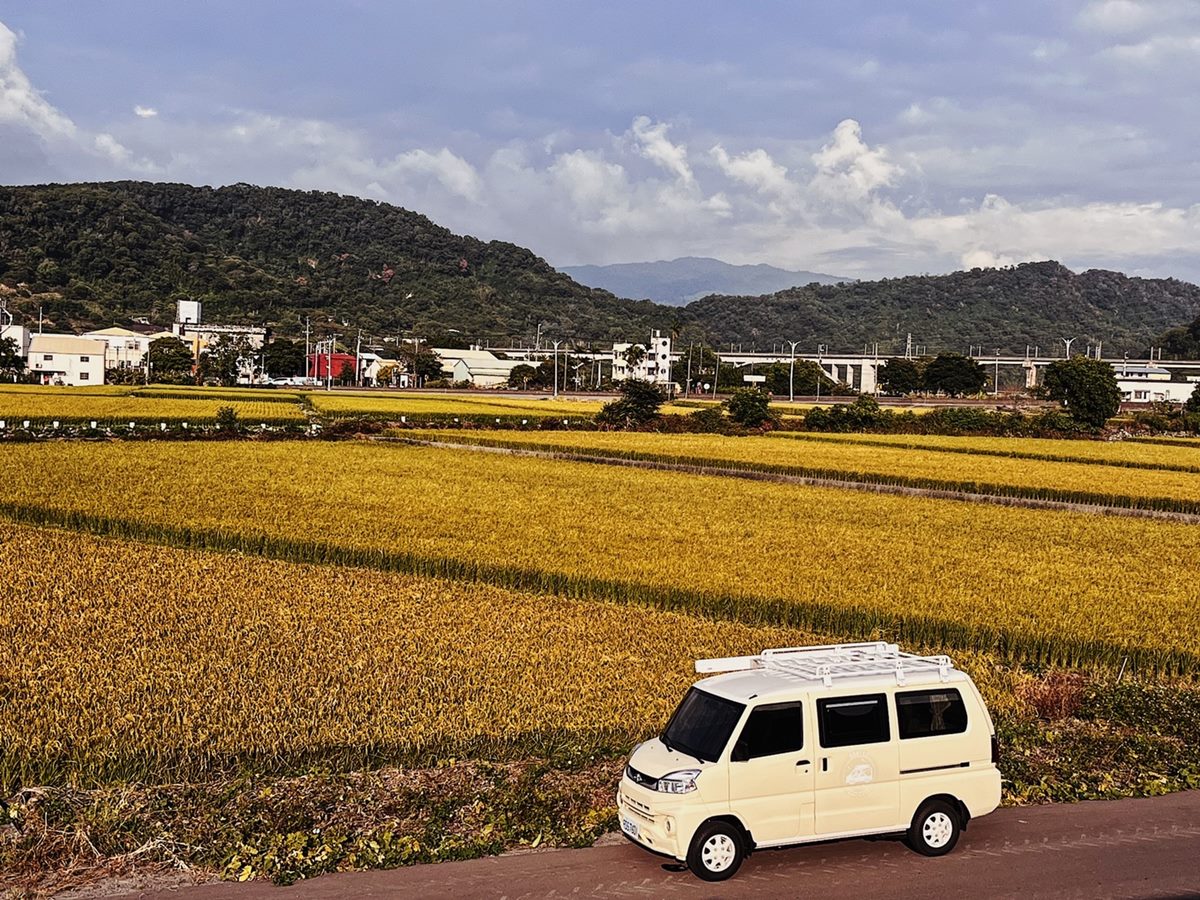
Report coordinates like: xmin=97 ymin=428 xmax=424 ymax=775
xmin=3 ymin=22 xmax=1200 ymax=286
xmin=133 ymin=105 xmax=158 ymax=118
xmin=809 ymin=119 xmax=899 ymax=214
xmin=711 ymin=145 xmax=793 ymax=199
xmin=0 ymin=21 xmax=76 ymax=139
xmin=628 ymin=115 xmax=694 ymax=185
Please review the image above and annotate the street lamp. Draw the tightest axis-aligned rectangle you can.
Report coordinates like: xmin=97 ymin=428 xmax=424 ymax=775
xmin=816 ymin=344 xmax=827 ymax=402
xmin=1061 ymin=337 xmax=1076 ymax=358
xmin=788 ymin=340 xmax=800 ymax=403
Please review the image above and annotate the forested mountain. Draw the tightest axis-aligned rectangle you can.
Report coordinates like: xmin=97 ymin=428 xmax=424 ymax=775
xmin=688 ymin=262 xmax=1200 ymax=355
xmin=561 ymin=256 xmax=847 ymax=305
xmin=1153 ymin=313 xmax=1200 ymax=358
xmin=0 ymin=182 xmax=668 ymax=344
xmin=1 ymin=182 xmax=1197 ymax=354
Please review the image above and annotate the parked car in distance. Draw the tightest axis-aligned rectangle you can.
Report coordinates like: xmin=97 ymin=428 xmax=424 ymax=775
xmin=617 ymin=642 xmax=1001 ymax=881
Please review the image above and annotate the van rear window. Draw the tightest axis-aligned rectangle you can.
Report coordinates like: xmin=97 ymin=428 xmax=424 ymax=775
xmin=817 ymin=694 xmax=889 ymax=747
xmin=896 ymin=689 xmax=968 ymax=739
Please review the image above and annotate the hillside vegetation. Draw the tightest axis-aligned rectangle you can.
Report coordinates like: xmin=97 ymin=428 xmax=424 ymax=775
xmin=0 ymin=182 xmax=665 ymax=343
xmin=691 ymin=261 xmax=1200 ymax=355
xmin=2 ymin=182 xmax=1198 ymax=353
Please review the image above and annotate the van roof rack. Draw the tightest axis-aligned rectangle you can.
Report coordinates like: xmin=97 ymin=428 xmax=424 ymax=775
xmin=695 ymin=641 xmax=954 ymax=688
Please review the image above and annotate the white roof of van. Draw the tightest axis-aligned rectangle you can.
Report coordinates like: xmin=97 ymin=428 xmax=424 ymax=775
xmin=692 ymin=642 xmax=966 ymax=702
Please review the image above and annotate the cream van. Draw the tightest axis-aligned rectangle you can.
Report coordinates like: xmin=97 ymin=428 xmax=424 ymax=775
xmin=617 ymin=642 xmax=1001 ymax=881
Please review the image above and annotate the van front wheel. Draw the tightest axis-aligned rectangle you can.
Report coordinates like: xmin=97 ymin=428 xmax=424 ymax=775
xmin=907 ymin=800 xmax=961 ymax=856
xmin=686 ymin=821 xmax=745 ymax=881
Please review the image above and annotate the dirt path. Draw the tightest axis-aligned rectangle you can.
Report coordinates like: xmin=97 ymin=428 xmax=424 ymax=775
xmin=107 ymin=792 xmax=1200 ymax=900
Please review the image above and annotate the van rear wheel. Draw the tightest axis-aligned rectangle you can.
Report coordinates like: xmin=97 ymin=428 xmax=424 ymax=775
xmin=907 ymin=800 xmax=961 ymax=856
xmin=686 ymin=821 xmax=745 ymax=881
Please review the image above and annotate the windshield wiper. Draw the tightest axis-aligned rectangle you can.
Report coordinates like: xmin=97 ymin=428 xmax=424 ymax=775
xmin=663 ymin=736 xmax=705 ymax=764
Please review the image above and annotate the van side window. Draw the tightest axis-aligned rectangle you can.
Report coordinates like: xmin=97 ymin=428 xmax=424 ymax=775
xmin=896 ymin=689 xmax=968 ymax=739
xmin=817 ymin=694 xmax=889 ymax=747
xmin=731 ymin=702 xmax=803 ymax=761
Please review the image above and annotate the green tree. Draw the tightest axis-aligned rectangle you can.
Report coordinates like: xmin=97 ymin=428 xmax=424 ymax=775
xmin=198 ymin=335 xmax=253 ymax=387
xmin=880 ymin=357 xmax=924 ymax=395
xmin=508 ymin=363 xmax=538 ymax=389
xmin=264 ymin=339 xmax=305 ymax=378
xmin=922 ymin=354 xmax=987 ymax=396
xmin=724 ymin=387 xmax=776 ymax=428
xmin=595 ymin=379 xmax=665 ymax=429
xmin=1187 ymin=382 xmax=1200 ymax=414
xmin=408 ymin=346 xmax=443 ymax=386
xmin=1043 ymin=356 xmax=1121 ymax=428
xmin=147 ymin=336 xmax=195 ymax=384
xmin=0 ymin=336 xmax=23 ymax=375
xmin=623 ymin=344 xmax=647 ymax=368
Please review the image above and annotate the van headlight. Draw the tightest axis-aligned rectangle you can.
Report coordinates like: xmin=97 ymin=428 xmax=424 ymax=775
xmin=656 ymin=769 xmax=701 ymax=794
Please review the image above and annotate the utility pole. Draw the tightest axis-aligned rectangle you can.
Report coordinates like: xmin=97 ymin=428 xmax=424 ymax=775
xmin=816 ymin=344 xmax=827 ymax=402
xmin=712 ymin=350 xmax=720 ymax=398
xmin=684 ymin=343 xmax=693 ymax=399
xmin=552 ymin=339 xmax=561 ymax=398
xmin=326 ymin=335 xmax=333 ymax=391
xmin=355 ymin=329 xmax=362 ymax=388
xmin=788 ymin=340 xmax=799 ymax=403
xmin=304 ymin=316 xmax=311 ymax=381
xmin=994 ymin=348 xmax=1000 ymax=397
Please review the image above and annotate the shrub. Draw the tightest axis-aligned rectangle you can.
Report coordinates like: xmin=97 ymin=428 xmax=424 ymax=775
xmin=724 ymin=388 xmax=776 ymax=428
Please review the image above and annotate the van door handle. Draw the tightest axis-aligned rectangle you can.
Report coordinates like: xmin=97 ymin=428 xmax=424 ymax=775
xmin=795 ymin=759 xmax=810 ymax=766
xmin=821 ymin=757 xmax=828 ymax=772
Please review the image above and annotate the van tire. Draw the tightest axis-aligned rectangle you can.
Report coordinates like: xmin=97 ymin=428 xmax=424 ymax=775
xmin=686 ymin=820 xmax=745 ymax=881
xmin=907 ymin=800 xmax=961 ymax=856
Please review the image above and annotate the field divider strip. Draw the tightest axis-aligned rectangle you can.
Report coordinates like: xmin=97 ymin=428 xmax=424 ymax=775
xmin=390 ymin=435 xmax=1200 ymax=523
xmin=768 ymin=432 xmax=1200 ymax=474
xmin=0 ymin=500 xmax=1192 ymax=675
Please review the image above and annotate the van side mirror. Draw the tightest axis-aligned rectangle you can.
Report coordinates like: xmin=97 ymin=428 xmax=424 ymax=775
xmin=731 ymin=740 xmax=749 ymax=762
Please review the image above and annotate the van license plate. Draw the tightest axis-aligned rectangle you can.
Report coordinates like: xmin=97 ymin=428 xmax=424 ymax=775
xmin=621 ymin=816 xmax=639 ymax=839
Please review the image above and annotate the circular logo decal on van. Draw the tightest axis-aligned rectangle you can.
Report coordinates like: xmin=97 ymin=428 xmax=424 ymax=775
xmin=842 ymin=753 xmax=875 ymax=795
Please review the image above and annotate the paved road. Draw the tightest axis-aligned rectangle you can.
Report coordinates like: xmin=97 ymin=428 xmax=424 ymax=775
xmin=121 ymin=793 xmax=1200 ymax=900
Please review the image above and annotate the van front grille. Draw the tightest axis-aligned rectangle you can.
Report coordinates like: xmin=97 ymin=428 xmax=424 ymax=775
xmin=625 ymin=764 xmax=659 ymax=791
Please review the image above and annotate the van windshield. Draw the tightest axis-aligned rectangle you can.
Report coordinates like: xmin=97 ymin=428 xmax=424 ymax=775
xmin=662 ymin=688 xmax=745 ymax=763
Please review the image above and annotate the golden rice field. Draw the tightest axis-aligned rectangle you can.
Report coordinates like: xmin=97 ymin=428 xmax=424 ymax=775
xmin=408 ymin=429 xmax=1200 ymax=509
xmin=0 ymin=441 xmax=1196 ymax=671
xmin=0 ymin=522 xmax=828 ymax=785
xmin=779 ymin=431 xmax=1200 ymax=470
xmin=0 ymin=388 xmax=306 ymax=425
xmin=306 ymin=391 xmax=605 ymax=419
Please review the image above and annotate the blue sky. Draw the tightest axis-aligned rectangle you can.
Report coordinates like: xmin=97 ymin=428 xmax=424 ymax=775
xmin=2 ymin=1 xmax=1199 ymax=281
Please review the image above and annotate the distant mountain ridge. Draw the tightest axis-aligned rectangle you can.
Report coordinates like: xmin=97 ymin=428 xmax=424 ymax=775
xmin=561 ymin=256 xmax=848 ymax=305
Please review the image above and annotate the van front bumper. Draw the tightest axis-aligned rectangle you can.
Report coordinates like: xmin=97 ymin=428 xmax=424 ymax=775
xmin=616 ymin=782 xmax=686 ymax=861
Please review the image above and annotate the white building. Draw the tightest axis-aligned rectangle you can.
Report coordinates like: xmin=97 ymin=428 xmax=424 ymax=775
xmin=26 ymin=334 xmax=107 ymax=386
xmin=84 ymin=326 xmax=176 ymax=371
xmin=435 ymin=347 xmax=533 ymax=388
xmin=172 ymin=299 xmax=267 ymax=351
xmin=1114 ymin=365 xmax=1198 ymax=403
xmin=612 ymin=330 xmax=672 ymax=385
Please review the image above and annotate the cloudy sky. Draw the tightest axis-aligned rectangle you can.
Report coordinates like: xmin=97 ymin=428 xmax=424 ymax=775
xmin=2 ymin=1 xmax=1199 ymax=281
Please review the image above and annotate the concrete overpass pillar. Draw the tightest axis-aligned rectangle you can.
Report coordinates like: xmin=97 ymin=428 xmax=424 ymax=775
xmin=860 ymin=361 xmax=877 ymax=394
xmin=1024 ymin=362 xmax=1039 ymax=389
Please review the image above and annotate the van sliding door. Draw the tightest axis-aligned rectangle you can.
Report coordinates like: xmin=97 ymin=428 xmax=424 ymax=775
xmin=814 ymin=693 xmax=901 ymax=835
